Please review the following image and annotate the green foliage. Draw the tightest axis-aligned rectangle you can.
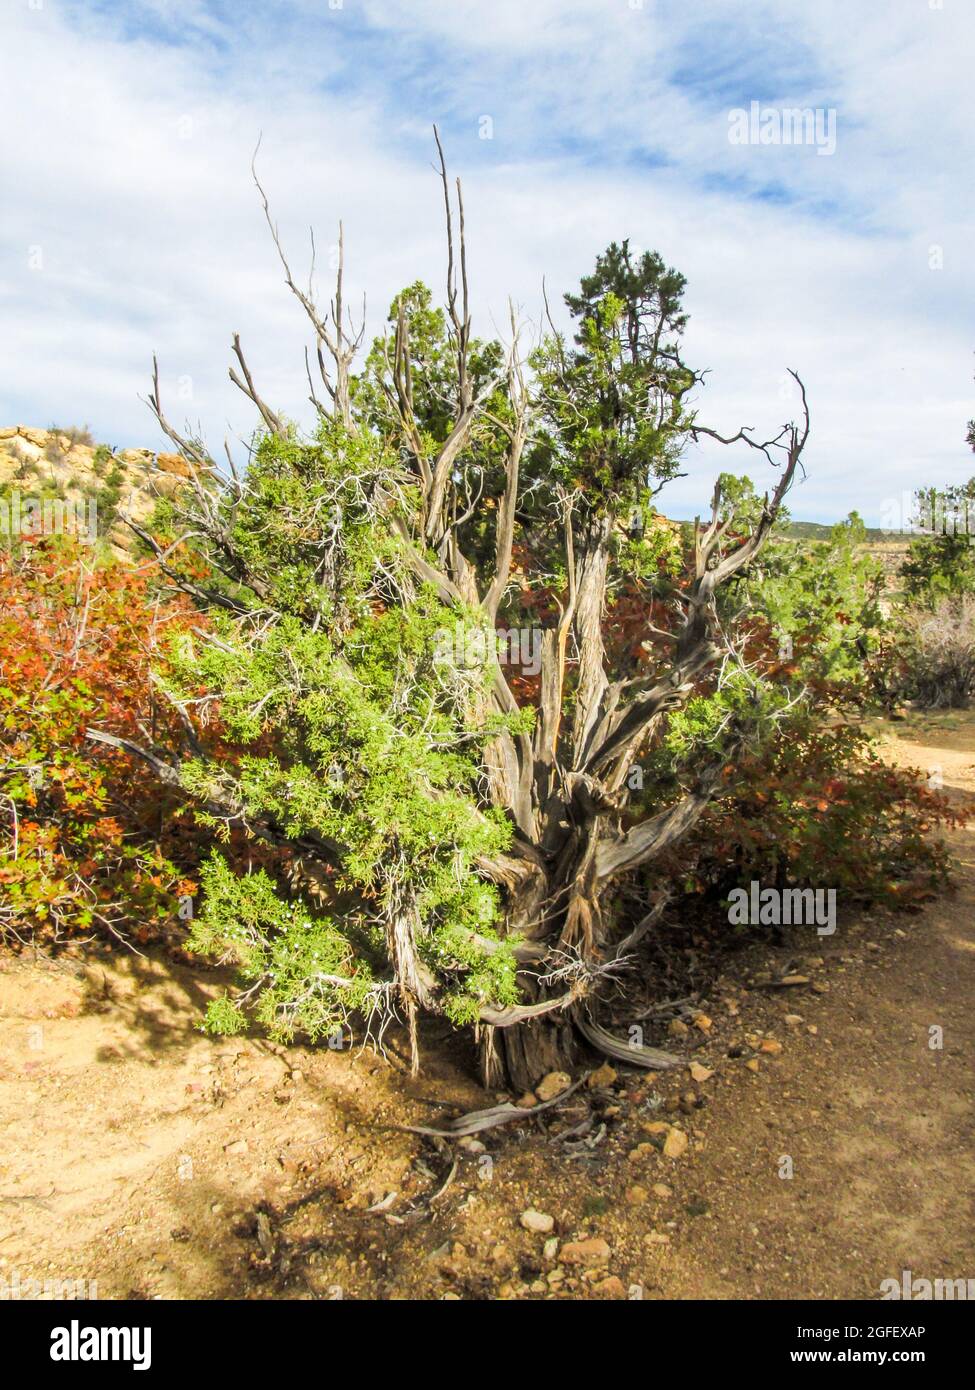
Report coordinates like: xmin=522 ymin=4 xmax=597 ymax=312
xmin=718 ymin=494 xmax=885 ymax=690
xmin=646 ymin=507 xmax=885 ymax=791
xmin=656 ymin=669 xmax=796 ymax=774
xmin=191 ymin=854 xmax=377 ymax=1042
xmin=901 ymin=534 xmax=975 ymax=605
xmin=217 ymin=421 xmax=410 ymax=622
xmin=91 ymin=444 xmax=113 ymax=477
xmin=615 ymin=506 xmax=684 ymax=585
xmin=162 ymin=423 xmax=525 ymax=1034
xmin=94 ymin=462 xmax=127 ymax=537
xmin=714 ymin=471 xmax=777 ymax=531
xmin=356 ymin=282 xmax=505 ymax=452
xmin=900 ymin=479 xmax=975 ymax=604
xmin=631 ymin=499 xmax=962 ymax=911
xmin=531 ymin=240 xmax=696 ymax=515
xmin=355 ymin=283 xmax=512 ymax=574
xmin=201 ymin=994 xmax=247 ymax=1037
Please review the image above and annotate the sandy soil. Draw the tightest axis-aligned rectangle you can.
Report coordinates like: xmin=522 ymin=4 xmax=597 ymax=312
xmin=1 ymin=714 xmax=973 ymax=1300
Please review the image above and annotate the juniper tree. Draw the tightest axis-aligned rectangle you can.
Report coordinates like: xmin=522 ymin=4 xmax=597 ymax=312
xmin=108 ymin=139 xmax=809 ymax=1090
xmin=900 ymin=478 xmax=975 ymax=604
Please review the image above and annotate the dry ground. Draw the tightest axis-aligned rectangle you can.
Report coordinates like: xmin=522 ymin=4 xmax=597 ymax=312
xmin=1 ymin=714 xmax=973 ymax=1300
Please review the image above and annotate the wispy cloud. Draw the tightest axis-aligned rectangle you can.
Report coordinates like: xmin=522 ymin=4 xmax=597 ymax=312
xmin=1 ymin=0 xmax=971 ymax=522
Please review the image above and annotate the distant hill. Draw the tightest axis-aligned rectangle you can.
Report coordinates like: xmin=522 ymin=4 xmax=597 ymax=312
xmin=782 ymin=520 xmax=896 ymax=543
xmin=667 ymin=516 xmax=904 ymax=545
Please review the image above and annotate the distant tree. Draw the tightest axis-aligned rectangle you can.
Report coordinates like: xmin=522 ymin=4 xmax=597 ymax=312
xmin=892 ymin=387 xmax=975 ymax=702
xmin=900 ymin=480 xmax=975 ymax=603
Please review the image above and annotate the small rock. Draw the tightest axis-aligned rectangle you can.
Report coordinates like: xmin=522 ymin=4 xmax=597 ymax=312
xmin=645 ymin=1231 xmax=671 ymax=1245
xmin=515 ymin=1092 xmax=538 ymax=1109
xmin=626 ymin=1185 xmax=649 ymax=1205
xmin=692 ymin=1014 xmax=713 ymax=1033
xmin=652 ymin=1183 xmax=673 ymax=1198
xmin=689 ymin=1063 xmax=714 ymax=1083
xmin=594 ymin=1275 xmax=627 ymax=1298
xmin=458 ymin=1136 xmax=486 ymax=1154
xmin=224 ymin=1139 xmax=249 ymax=1156
xmin=586 ymin=1063 xmax=617 ymax=1090
xmin=668 ymin=1018 xmax=689 ymax=1038
xmin=745 ymin=1058 xmax=760 ymax=1072
xmin=663 ymin=1128 xmax=688 ymax=1159
xmin=534 ymin=1071 xmax=572 ymax=1102
xmin=783 ymin=1015 xmax=803 ymax=1027
xmin=521 ymin=1208 xmax=555 ymax=1234
xmin=628 ymin=1143 xmax=656 ymax=1161
xmin=560 ymin=1237 xmax=611 ymax=1266
xmin=641 ymin=1120 xmax=670 ymax=1136
xmin=759 ymin=1039 xmax=783 ymax=1055
xmin=543 ymin=1238 xmax=559 ymax=1262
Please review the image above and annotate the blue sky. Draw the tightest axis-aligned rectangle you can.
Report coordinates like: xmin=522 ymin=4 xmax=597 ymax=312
xmin=1 ymin=0 xmax=972 ymax=523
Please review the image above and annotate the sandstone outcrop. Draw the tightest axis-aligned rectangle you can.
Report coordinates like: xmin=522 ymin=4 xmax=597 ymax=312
xmin=0 ymin=426 xmax=202 ymax=558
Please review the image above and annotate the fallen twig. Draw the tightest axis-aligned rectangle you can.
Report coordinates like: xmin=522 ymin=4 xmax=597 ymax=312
xmin=395 ymin=1079 xmax=584 ymax=1138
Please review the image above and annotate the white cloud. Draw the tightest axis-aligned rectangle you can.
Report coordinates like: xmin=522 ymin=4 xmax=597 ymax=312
xmin=0 ymin=0 xmax=972 ymax=523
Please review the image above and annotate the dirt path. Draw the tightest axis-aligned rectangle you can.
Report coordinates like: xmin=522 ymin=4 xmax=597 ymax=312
xmin=1 ymin=716 xmax=973 ymax=1300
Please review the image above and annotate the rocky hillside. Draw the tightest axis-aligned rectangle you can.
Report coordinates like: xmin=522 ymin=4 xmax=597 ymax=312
xmin=0 ymin=425 xmax=195 ymax=556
